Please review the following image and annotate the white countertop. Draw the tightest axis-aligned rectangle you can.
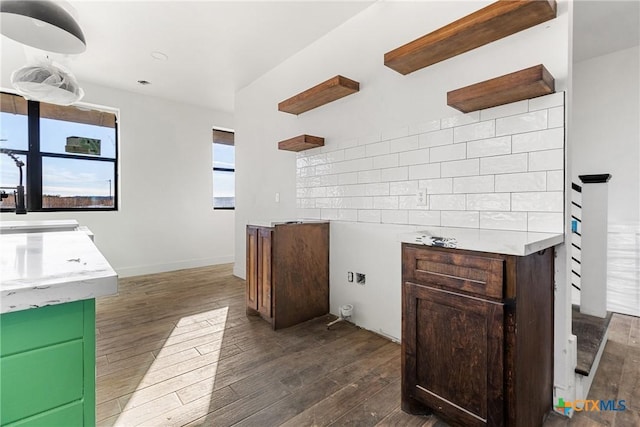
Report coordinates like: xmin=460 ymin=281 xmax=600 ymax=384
xmin=0 ymin=230 xmax=118 ymax=314
xmin=0 ymin=219 xmax=80 ymax=233
xmin=247 ymin=219 xmax=329 ymax=228
xmin=399 ymin=226 xmax=564 ymax=256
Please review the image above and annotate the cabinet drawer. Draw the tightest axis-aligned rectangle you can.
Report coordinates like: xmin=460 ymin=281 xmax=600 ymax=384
xmin=403 ymin=245 xmax=504 ymax=299
xmin=0 ymin=340 xmax=84 ymax=425
xmin=4 ymin=401 xmax=83 ymax=427
xmin=1 ymin=301 xmax=84 ymax=357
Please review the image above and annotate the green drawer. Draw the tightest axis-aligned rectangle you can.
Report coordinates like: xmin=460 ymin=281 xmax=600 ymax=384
xmin=0 ymin=302 xmax=84 ymax=357
xmin=4 ymin=401 xmax=83 ymax=427
xmin=0 ymin=340 xmax=84 ymax=425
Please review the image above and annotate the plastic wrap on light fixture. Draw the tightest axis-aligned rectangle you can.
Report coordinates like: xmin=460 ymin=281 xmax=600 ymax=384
xmin=10 ymin=59 xmax=84 ymax=105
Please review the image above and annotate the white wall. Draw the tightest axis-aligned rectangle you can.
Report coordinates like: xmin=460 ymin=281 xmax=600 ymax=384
xmin=1 ymin=81 xmax=236 ymax=277
xmin=235 ymin=0 xmax=570 ymax=339
xmin=572 ymin=45 xmax=640 ymax=316
xmin=573 ymin=45 xmax=640 ymax=225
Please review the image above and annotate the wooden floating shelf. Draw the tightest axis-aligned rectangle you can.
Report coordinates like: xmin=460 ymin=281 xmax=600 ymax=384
xmin=447 ymin=64 xmax=555 ymax=113
xmin=278 ymin=135 xmax=325 ymax=152
xmin=384 ymin=0 xmax=557 ymax=75
xmin=278 ymin=75 xmax=359 ymax=115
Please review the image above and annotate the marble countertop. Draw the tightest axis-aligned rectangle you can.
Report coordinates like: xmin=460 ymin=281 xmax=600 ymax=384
xmin=1 ymin=230 xmax=118 ymax=314
xmin=247 ymin=219 xmax=329 ymax=228
xmin=398 ymin=226 xmax=564 ymax=256
xmin=0 ymin=219 xmax=79 ymax=233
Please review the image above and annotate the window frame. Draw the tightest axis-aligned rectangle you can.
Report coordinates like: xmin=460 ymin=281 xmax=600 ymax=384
xmin=1 ymin=92 xmax=119 ymax=213
xmin=212 ymin=129 xmax=235 ymax=210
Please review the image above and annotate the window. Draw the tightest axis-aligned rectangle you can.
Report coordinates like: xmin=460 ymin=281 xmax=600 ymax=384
xmin=0 ymin=92 xmax=118 ymax=212
xmin=212 ymin=129 xmax=235 ymax=209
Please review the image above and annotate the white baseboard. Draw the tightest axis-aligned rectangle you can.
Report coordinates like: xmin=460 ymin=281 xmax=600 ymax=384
xmin=116 ymin=256 xmax=234 ymax=278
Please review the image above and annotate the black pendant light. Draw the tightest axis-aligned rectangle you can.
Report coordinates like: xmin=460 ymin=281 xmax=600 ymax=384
xmin=0 ymin=0 xmax=86 ymax=54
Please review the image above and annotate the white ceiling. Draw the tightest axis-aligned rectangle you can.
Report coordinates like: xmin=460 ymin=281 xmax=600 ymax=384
xmin=2 ymin=1 xmax=638 ymax=113
xmin=573 ymin=0 xmax=639 ymax=63
xmin=1 ymin=1 xmax=375 ymax=113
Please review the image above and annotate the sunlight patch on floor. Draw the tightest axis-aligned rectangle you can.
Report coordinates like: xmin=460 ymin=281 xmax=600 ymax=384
xmin=111 ymin=306 xmax=228 ymax=427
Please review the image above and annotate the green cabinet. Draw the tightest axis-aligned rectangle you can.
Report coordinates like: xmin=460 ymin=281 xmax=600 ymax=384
xmin=1 ymin=300 xmax=96 ymax=426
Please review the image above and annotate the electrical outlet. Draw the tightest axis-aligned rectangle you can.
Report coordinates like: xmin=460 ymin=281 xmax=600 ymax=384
xmin=347 ymin=272 xmax=354 ymax=282
xmin=275 ymin=192 xmax=280 ymax=203
xmin=416 ymin=188 xmax=428 ymax=207
xmin=356 ymin=273 xmax=366 ymax=285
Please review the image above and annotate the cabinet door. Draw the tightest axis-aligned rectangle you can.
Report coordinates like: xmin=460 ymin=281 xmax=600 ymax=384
xmin=403 ymin=282 xmax=504 ymax=427
xmin=246 ymin=227 xmax=259 ymax=311
xmin=257 ymin=228 xmax=273 ymax=318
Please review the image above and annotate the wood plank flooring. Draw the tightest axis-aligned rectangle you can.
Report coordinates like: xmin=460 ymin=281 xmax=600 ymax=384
xmin=96 ymin=264 xmax=640 ymax=426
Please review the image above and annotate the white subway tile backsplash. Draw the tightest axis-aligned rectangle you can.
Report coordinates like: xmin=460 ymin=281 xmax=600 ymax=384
xmin=382 ymin=210 xmax=409 ymax=224
xmin=408 ymin=210 xmax=441 ymax=226
xmin=441 ymin=111 xmax=480 ymax=128
xmin=337 ymin=138 xmax=359 ymax=149
xmin=390 ymin=180 xmax=419 ymax=196
xmin=453 ymin=121 xmax=495 ymax=143
xmin=297 ymin=208 xmax=321 ymax=219
xmin=529 ymin=149 xmax=563 ymax=171
xmin=298 ymin=166 xmax=316 ymax=177
xmin=528 ymin=212 xmax=563 ymax=233
xmin=373 ymin=196 xmax=399 ymax=209
xmin=381 ymin=167 xmax=409 ymax=182
xmin=480 ymin=153 xmax=528 ymax=175
xmin=358 ymin=210 xmax=381 ymax=223
xmin=419 ymin=178 xmax=453 ymax=195
xmin=528 ymin=92 xmax=564 ymax=111
xmin=409 ymin=163 xmax=441 ymax=180
xmin=373 ymin=153 xmax=400 ymax=169
xmin=419 ymin=128 xmax=453 ymax=148
xmin=467 ymin=136 xmax=511 ymax=158
xmin=399 ymin=148 xmax=429 ymax=166
xmin=512 ymin=192 xmax=563 ymax=212
xmin=364 ymin=183 xmax=390 ymax=196
xmin=480 ymin=212 xmax=527 ymax=231
xmin=358 ymin=169 xmax=382 ymax=183
xmin=337 ymin=209 xmax=358 ymax=221
xmin=358 ymin=132 xmax=381 ymax=146
xmin=344 ymin=146 xmax=366 ymax=160
xmin=512 ymin=128 xmax=563 ymax=153
xmin=547 ymin=170 xmax=564 ymax=191
xmin=366 ymin=141 xmax=390 ymax=157
xmin=398 ymin=195 xmax=419 ymax=209
xmin=325 ymin=150 xmax=345 ymax=163
xmin=326 ymin=186 xmax=346 ymax=197
xmin=339 ymin=172 xmax=359 ymax=185
xmin=453 ymin=176 xmax=494 ymax=194
xmin=409 ymin=119 xmax=440 ymax=135
xmin=315 ymin=163 xmax=334 ymax=175
xmin=479 ymin=100 xmax=528 ymax=121
xmin=548 ymin=106 xmax=564 ymax=128
xmin=389 ymin=135 xmax=419 ymax=153
xmin=430 ymin=194 xmax=466 ymax=211
xmin=341 ymin=197 xmax=374 ymax=209
xmin=496 ymin=110 xmax=547 ymax=136
xmin=466 ymin=193 xmax=510 ymax=211
xmin=297 ymin=198 xmax=316 ymax=208
xmin=295 ymin=96 xmax=564 ymax=232
xmin=441 ymin=211 xmax=479 ymax=228
xmin=441 ymin=159 xmax=479 ymax=178
xmin=297 ymin=187 xmax=327 ymax=198
xmin=381 ymin=125 xmax=409 ymax=141
xmin=321 ymin=209 xmax=339 ymax=220
xmin=495 ymin=172 xmax=546 ymax=192
xmin=430 ymin=143 xmax=467 ymax=162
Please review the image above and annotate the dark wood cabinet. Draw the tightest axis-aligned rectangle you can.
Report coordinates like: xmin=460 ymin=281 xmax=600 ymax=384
xmin=246 ymin=222 xmax=329 ymax=330
xmin=402 ymin=244 xmax=554 ymax=427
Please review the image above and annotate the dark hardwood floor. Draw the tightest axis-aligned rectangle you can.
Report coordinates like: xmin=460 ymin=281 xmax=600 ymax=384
xmin=95 ymin=264 xmax=639 ymax=426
